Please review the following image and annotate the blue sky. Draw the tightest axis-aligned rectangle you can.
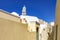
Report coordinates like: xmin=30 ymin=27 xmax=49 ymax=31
xmin=0 ymin=0 xmax=56 ymax=22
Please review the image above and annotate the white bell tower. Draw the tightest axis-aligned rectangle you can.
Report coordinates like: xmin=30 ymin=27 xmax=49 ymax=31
xmin=22 ymin=5 xmax=26 ymax=16
xmin=21 ymin=5 xmax=27 ymax=24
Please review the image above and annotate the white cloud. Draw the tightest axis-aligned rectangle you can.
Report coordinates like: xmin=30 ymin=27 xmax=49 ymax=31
xmin=50 ymin=22 xmax=54 ymax=26
xmin=11 ymin=12 xmax=19 ymax=16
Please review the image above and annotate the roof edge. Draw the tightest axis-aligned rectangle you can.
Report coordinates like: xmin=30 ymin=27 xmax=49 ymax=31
xmin=0 ymin=9 xmax=20 ymax=18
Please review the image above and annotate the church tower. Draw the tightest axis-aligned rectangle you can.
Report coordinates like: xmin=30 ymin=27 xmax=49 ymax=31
xmin=22 ymin=5 xmax=26 ymax=16
xmin=21 ymin=5 xmax=27 ymax=24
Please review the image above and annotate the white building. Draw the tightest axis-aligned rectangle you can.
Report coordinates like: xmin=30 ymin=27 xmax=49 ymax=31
xmin=20 ymin=6 xmax=40 ymax=32
xmin=10 ymin=6 xmax=53 ymax=40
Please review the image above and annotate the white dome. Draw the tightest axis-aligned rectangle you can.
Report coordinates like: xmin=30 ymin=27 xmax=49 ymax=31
xmin=11 ymin=12 xmax=19 ymax=16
